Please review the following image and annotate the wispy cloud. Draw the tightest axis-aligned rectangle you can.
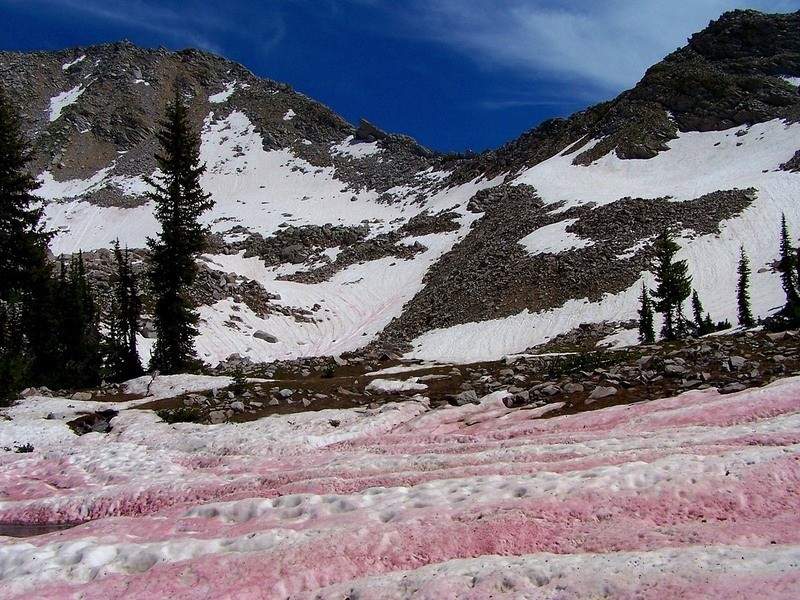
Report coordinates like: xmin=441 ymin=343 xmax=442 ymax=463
xmin=352 ymin=0 xmax=800 ymax=94
xmin=15 ymin=0 xmax=285 ymax=56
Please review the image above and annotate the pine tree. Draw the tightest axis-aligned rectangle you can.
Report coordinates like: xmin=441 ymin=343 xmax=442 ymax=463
xmin=778 ymin=214 xmax=799 ymax=308
xmin=691 ymin=290 xmax=705 ymax=333
xmin=48 ymin=253 xmax=102 ymax=388
xmin=147 ymin=88 xmax=214 ymax=374
xmin=105 ymin=240 xmax=142 ymax=381
xmin=737 ymin=246 xmax=755 ymax=328
xmin=651 ymin=230 xmax=693 ymax=340
xmin=0 ymin=85 xmax=53 ymax=395
xmin=637 ymin=283 xmax=655 ymax=343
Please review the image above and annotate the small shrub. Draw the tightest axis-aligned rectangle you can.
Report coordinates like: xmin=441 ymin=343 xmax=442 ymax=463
xmin=230 ymin=365 xmax=247 ymax=395
xmin=157 ymin=407 xmax=202 ymax=424
xmin=321 ymin=363 xmax=336 ymax=379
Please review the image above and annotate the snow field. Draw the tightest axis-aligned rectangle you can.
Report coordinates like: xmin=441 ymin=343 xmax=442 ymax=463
xmin=409 ymin=120 xmax=800 ymax=362
xmin=0 ymin=377 xmax=799 ymax=597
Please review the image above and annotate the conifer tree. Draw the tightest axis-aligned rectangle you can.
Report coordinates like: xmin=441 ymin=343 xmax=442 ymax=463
xmin=0 ymin=85 xmax=52 ymax=394
xmin=778 ymin=215 xmax=800 ymax=312
xmin=737 ymin=246 xmax=755 ymax=328
xmin=691 ymin=290 xmax=705 ymax=333
xmin=49 ymin=253 xmax=102 ymax=388
xmin=651 ymin=230 xmax=692 ymax=340
xmin=147 ymin=88 xmax=214 ymax=374
xmin=637 ymin=283 xmax=655 ymax=343
xmin=105 ymin=240 xmax=142 ymax=381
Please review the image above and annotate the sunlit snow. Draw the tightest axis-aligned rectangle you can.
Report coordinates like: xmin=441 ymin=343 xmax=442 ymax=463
xmin=1 ymin=377 xmax=798 ymax=597
xmin=48 ymin=84 xmax=86 ymax=121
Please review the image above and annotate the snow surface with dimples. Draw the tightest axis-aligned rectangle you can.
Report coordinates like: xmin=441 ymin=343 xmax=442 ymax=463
xmin=1 ymin=377 xmax=799 ymax=597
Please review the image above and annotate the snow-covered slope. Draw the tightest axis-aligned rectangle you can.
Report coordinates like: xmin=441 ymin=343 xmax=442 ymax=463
xmin=2 ymin=10 xmax=800 ymax=366
xmin=1 ymin=377 xmax=799 ymax=597
xmin=408 ymin=120 xmax=800 ymax=362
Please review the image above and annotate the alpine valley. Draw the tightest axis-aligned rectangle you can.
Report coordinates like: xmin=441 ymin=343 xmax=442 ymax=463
xmin=2 ymin=9 xmax=800 ymax=600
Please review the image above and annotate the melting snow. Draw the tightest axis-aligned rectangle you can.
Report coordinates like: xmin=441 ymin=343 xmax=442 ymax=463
xmin=780 ymin=75 xmax=800 ymax=88
xmin=283 ymin=108 xmax=296 ymax=121
xmin=208 ymin=81 xmax=236 ymax=104
xmin=332 ymin=136 xmax=382 ymax=158
xmin=0 ymin=377 xmax=798 ymax=597
xmin=48 ymin=84 xmax=86 ymax=121
xmin=61 ymin=55 xmax=86 ymax=70
xmin=518 ymin=218 xmax=594 ymax=255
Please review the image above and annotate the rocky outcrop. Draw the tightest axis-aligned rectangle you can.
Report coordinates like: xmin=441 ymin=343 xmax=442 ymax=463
xmin=450 ymin=10 xmax=800 ymax=183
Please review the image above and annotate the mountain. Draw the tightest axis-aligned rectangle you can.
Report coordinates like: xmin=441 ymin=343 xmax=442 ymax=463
xmin=1 ymin=9 xmax=799 ymax=367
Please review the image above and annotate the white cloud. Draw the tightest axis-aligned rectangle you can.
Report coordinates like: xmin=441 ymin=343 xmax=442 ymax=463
xmin=374 ymin=0 xmax=800 ymax=94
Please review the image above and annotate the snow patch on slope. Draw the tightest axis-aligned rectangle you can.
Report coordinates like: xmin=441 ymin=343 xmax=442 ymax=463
xmin=514 ymin=120 xmax=800 ymax=207
xmin=332 ymin=136 xmax=382 ymax=158
xmin=519 ymin=218 xmax=594 ymax=255
xmin=48 ymin=84 xmax=87 ymax=121
xmin=208 ymin=81 xmax=236 ymax=103
xmin=61 ymin=55 xmax=86 ymax=70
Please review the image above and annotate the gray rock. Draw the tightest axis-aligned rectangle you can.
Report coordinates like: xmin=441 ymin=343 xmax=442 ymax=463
xmin=71 ymin=391 xmax=92 ymax=401
xmin=268 ymin=398 xmax=280 ymax=406
xmin=253 ymin=330 xmax=279 ymax=344
xmin=664 ymin=364 xmax=686 ymax=376
xmin=729 ymin=356 xmax=746 ymax=370
xmin=455 ymin=390 xmax=480 ymax=406
xmin=209 ymin=411 xmax=227 ymax=424
xmin=279 ymin=388 xmax=294 ymax=398
xmin=719 ymin=382 xmax=748 ymax=395
xmin=230 ymin=401 xmax=245 ymax=412
xmin=587 ymin=386 xmax=617 ymax=401
xmin=563 ymin=383 xmax=585 ymax=394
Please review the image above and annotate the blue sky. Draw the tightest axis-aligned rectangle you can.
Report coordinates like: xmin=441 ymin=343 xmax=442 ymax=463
xmin=2 ymin=1 xmax=799 ymax=152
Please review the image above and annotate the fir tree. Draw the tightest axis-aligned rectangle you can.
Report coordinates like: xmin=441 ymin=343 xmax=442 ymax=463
xmin=651 ymin=230 xmax=693 ymax=340
xmin=637 ymin=283 xmax=655 ymax=343
xmin=49 ymin=253 xmax=102 ymax=388
xmin=737 ymin=246 xmax=755 ymax=328
xmin=0 ymin=85 xmax=52 ymax=395
xmin=691 ymin=290 xmax=705 ymax=333
xmin=105 ymin=240 xmax=142 ymax=381
xmin=147 ymin=88 xmax=214 ymax=374
xmin=778 ymin=214 xmax=799 ymax=308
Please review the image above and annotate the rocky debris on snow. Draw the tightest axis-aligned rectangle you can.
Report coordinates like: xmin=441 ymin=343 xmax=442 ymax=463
xmin=377 ymin=183 xmax=754 ymax=349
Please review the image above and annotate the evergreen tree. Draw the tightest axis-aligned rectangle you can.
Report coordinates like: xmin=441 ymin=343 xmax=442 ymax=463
xmin=105 ymin=240 xmax=142 ymax=381
xmin=778 ymin=215 xmax=799 ymax=302
xmin=0 ymin=85 xmax=52 ymax=395
xmin=637 ymin=283 xmax=655 ymax=343
xmin=691 ymin=290 xmax=705 ymax=333
xmin=651 ymin=230 xmax=693 ymax=340
xmin=147 ymin=88 xmax=214 ymax=374
xmin=49 ymin=253 xmax=102 ymax=388
xmin=737 ymin=246 xmax=755 ymax=328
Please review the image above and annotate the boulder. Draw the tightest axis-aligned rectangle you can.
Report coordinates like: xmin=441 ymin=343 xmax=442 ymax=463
xmin=254 ymin=331 xmax=279 ymax=344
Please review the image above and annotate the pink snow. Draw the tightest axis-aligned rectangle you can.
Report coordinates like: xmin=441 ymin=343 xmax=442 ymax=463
xmin=1 ymin=378 xmax=800 ymax=598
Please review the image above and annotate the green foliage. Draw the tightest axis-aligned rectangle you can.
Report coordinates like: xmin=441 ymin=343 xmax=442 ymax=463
xmin=104 ymin=240 xmax=143 ymax=382
xmin=0 ymin=88 xmax=102 ymax=394
xmin=737 ymin=246 xmax=755 ymax=328
xmin=638 ymin=284 xmax=655 ymax=343
xmin=230 ymin=364 xmax=247 ymax=395
xmin=651 ymin=230 xmax=692 ymax=340
xmin=156 ymin=406 xmax=203 ymax=424
xmin=778 ymin=214 xmax=799 ymax=308
xmin=546 ymin=350 xmax=623 ymax=378
xmin=0 ymin=86 xmax=51 ymax=397
xmin=147 ymin=87 xmax=214 ymax=374
xmin=771 ymin=214 xmax=800 ymax=330
xmin=321 ymin=362 xmax=336 ymax=379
